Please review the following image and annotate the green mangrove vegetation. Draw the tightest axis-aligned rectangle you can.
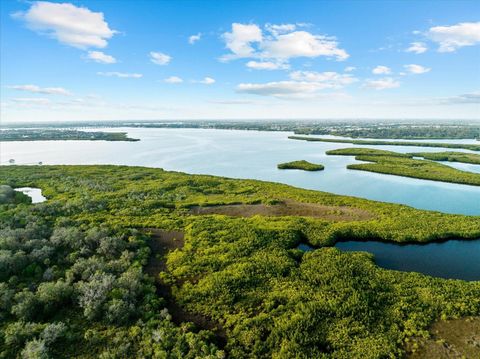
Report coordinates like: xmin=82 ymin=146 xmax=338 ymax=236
xmin=409 ymin=151 xmax=480 ymax=165
xmin=277 ymin=160 xmax=324 ymax=171
xmin=289 ymin=135 xmax=480 ymax=151
xmin=1 ymin=165 xmax=480 ymax=358
xmin=326 ymin=148 xmax=480 ymax=186
xmin=0 ymin=129 xmax=139 ymax=142
xmin=326 ymin=148 xmax=410 ymax=157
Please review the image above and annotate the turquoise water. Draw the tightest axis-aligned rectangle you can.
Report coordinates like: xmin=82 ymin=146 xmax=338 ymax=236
xmin=299 ymin=241 xmax=480 ymax=281
xmin=1 ymin=127 xmax=480 ymax=215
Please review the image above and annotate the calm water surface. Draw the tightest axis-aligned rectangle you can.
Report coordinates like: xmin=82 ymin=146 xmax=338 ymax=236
xmin=299 ymin=240 xmax=480 ymax=281
xmin=14 ymin=187 xmax=46 ymax=203
xmin=1 ymin=128 xmax=480 ymax=215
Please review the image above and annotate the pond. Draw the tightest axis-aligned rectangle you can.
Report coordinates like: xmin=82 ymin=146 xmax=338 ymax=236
xmin=14 ymin=187 xmax=47 ymax=203
xmin=299 ymin=240 xmax=480 ymax=281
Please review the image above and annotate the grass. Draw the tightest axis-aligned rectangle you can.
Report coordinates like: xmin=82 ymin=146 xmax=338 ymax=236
xmin=277 ymin=160 xmax=324 ymax=171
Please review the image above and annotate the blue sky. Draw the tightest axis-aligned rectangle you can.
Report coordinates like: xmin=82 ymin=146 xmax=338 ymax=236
xmin=1 ymin=0 xmax=479 ymax=122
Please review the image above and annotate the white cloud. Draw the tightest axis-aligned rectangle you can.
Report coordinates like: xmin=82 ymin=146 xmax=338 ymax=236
xmin=427 ymin=22 xmax=480 ymax=52
xmin=150 ymin=52 xmax=172 ymax=65
xmin=189 ymin=33 xmax=201 ymax=44
xmin=406 ymin=42 xmax=427 ymax=54
xmin=372 ymin=65 xmax=391 ymax=75
xmin=265 ymin=23 xmax=296 ymax=36
xmin=87 ymin=51 xmax=116 ymax=64
xmin=246 ymin=61 xmax=289 ymax=70
xmin=200 ymin=77 xmax=215 ymax=85
xmin=8 ymin=84 xmax=71 ymax=96
xmin=440 ymin=92 xmax=480 ymax=104
xmin=261 ymin=31 xmax=349 ymax=61
xmin=97 ymin=72 xmax=142 ymax=78
xmin=344 ymin=66 xmax=356 ymax=72
xmin=12 ymin=1 xmax=116 ymax=49
xmin=237 ymin=71 xmax=356 ymax=98
xmin=289 ymin=71 xmax=357 ymax=87
xmin=222 ymin=23 xmax=263 ymax=60
xmin=364 ymin=77 xmax=400 ymax=90
xmin=404 ymin=64 xmax=431 ymax=74
xmin=164 ymin=76 xmax=183 ymax=84
xmin=11 ymin=97 xmax=51 ymax=105
xmin=221 ymin=23 xmax=348 ymax=62
xmin=237 ymin=81 xmax=323 ymax=97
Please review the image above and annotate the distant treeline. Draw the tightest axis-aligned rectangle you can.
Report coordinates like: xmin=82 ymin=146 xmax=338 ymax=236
xmin=0 ymin=129 xmax=139 ymax=142
xmin=290 ymin=136 xmax=480 ymax=151
xmin=3 ymin=120 xmax=480 ymax=139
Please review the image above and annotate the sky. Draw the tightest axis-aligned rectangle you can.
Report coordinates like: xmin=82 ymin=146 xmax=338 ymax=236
xmin=1 ymin=0 xmax=479 ymax=123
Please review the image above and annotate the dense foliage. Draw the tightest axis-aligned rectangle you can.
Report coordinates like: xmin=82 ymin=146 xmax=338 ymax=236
xmin=0 ymin=130 xmax=139 ymax=142
xmin=277 ymin=160 xmax=324 ymax=171
xmin=326 ymin=148 xmax=480 ymax=186
xmin=409 ymin=151 xmax=480 ymax=165
xmin=1 ymin=165 xmax=480 ymax=358
xmin=289 ymin=135 xmax=480 ymax=151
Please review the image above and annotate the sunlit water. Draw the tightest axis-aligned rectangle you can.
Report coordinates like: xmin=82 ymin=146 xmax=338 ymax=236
xmin=1 ymin=128 xmax=479 ymax=215
xmin=14 ymin=187 xmax=46 ymax=203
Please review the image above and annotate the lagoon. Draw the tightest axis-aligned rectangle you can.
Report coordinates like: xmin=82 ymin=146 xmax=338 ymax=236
xmin=1 ymin=127 xmax=480 ymax=215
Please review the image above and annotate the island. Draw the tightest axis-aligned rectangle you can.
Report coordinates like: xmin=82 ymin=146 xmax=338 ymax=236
xmin=289 ymin=135 xmax=480 ymax=151
xmin=409 ymin=151 xmax=480 ymax=165
xmin=1 ymin=164 xmax=479 ymax=358
xmin=277 ymin=160 xmax=324 ymax=171
xmin=0 ymin=129 xmax=140 ymax=142
xmin=327 ymin=148 xmax=480 ymax=186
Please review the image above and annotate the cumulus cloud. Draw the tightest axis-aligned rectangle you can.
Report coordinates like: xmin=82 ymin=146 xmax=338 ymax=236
xmin=246 ymin=61 xmax=289 ymax=70
xmin=221 ymin=22 xmax=348 ymax=64
xmin=262 ymin=31 xmax=349 ymax=61
xmin=97 ymin=72 xmax=142 ymax=78
xmin=427 ymin=22 xmax=480 ymax=52
xmin=406 ymin=42 xmax=428 ymax=54
xmin=12 ymin=1 xmax=116 ymax=49
xmin=87 ymin=51 xmax=116 ymax=64
xmin=189 ymin=33 xmax=201 ymax=44
xmin=289 ymin=71 xmax=357 ymax=87
xmin=237 ymin=70 xmax=356 ymax=98
xmin=199 ymin=77 xmax=215 ymax=85
xmin=164 ymin=76 xmax=183 ymax=84
xmin=344 ymin=66 xmax=356 ymax=72
xmin=150 ymin=52 xmax=172 ymax=65
xmin=8 ymin=84 xmax=71 ymax=96
xmin=222 ymin=23 xmax=263 ymax=60
xmin=264 ymin=23 xmax=296 ymax=36
xmin=372 ymin=65 xmax=391 ymax=75
xmin=404 ymin=64 xmax=430 ymax=74
xmin=364 ymin=78 xmax=400 ymax=90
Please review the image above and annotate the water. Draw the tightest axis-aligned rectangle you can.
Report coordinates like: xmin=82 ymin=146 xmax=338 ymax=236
xmin=1 ymin=128 xmax=480 ymax=215
xmin=14 ymin=187 xmax=46 ymax=203
xmin=299 ymin=240 xmax=480 ymax=281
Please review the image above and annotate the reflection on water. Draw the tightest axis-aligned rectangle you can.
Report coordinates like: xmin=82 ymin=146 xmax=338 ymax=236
xmin=298 ymin=240 xmax=480 ymax=281
xmin=15 ymin=187 xmax=46 ymax=203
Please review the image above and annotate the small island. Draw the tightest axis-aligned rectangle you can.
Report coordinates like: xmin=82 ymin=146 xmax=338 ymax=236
xmin=0 ymin=129 xmax=140 ymax=142
xmin=277 ymin=160 xmax=324 ymax=171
